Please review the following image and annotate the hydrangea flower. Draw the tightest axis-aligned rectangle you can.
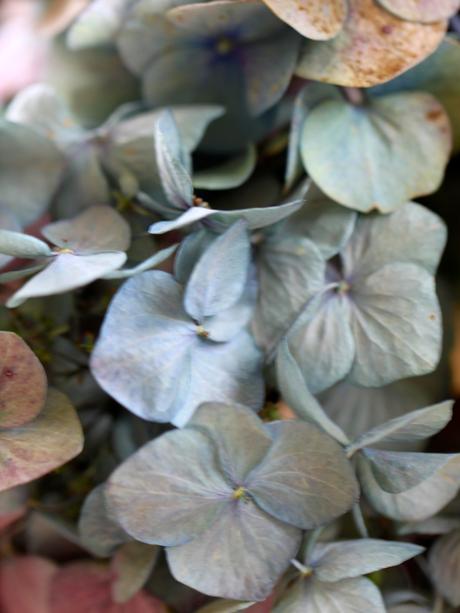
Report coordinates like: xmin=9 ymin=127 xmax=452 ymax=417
xmin=0 ymin=119 xmax=64 ymax=254
xmin=7 ymin=83 xmax=222 ymax=214
xmin=117 ymin=0 xmax=301 ymax=150
xmin=265 ymin=0 xmax=453 ymax=87
xmin=119 ymin=0 xmax=300 ymax=116
xmin=146 ymin=110 xmax=303 ymax=235
xmin=274 ymin=538 xmax=423 ymax=612
xmin=0 ymin=206 xmax=130 ymax=307
xmin=91 ymin=221 xmax=264 ymax=426
xmin=262 ymin=0 xmax=459 ymax=40
xmin=256 ymin=200 xmax=446 ymax=391
xmin=106 ymin=402 xmax=359 ymax=600
xmin=0 ymin=332 xmax=83 ymax=491
xmin=277 ymin=341 xmax=460 ymax=522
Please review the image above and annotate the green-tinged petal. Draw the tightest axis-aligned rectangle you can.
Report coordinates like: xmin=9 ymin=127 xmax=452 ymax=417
xmin=311 ymin=539 xmax=423 ymax=582
xmin=274 ymin=577 xmax=385 ymax=613
xmin=247 ymin=420 xmax=359 ymax=529
xmin=78 ymin=484 xmax=129 ymax=557
xmin=106 ymin=429 xmax=233 ymax=547
xmin=301 ymin=93 xmax=451 ymax=213
xmin=167 ymin=499 xmax=302 ymax=601
xmin=188 ymin=403 xmax=272 ymax=484
xmin=358 ymin=453 xmax=460 ymax=521
xmin=7 ymin=252 xmax=127 ymax=308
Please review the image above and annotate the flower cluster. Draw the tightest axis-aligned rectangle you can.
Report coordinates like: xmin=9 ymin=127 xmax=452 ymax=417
xmin=0 ymin=0 xmax=460 ymax=611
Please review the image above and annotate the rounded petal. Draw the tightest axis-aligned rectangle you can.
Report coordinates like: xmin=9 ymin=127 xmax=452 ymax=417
xmin=0 ymin=332 xmax=47 ymax=428
xmin=301 ymin=93 xmax=451 ymax=213
xmin=0 ymin=389 xmax=83 ymax=492
xmin=378 ymin=0 xmax=460 ymax=23
xmin=106 ymin=429 xmax=233 ymax=547
xmin=296 ymin=0 xmax=446 ymax=88
xmin=167 ymin=499 xmax=302 ymax=601
xmin=247 ymin=420 xmax=359 ymax=530
xmin=7 ymin=252 xmax=127 ymax=307
xmin=42 ymin=206 xmax=131 ymax=252
xmin=261 ymin=0 xmax=346 ymax=40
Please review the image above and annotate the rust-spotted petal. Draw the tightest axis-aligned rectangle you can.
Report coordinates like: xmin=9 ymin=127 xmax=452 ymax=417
xmin=296 ymin=0 xmax=446 ymax=87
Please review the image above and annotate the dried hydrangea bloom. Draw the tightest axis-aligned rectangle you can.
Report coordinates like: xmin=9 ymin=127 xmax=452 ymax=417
xmin=0 ymin=207 xmax=130 ymax=307
xmin=264 ymin=0 xmax=452 ymax=86
xmin=118 ymin=0 xmax=300 ymax=116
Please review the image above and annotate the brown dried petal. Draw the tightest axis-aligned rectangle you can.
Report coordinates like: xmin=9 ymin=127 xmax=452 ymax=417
xmin=0 ymin=388 xmax=83 ymax=492
xmin=378 ymin=0 xmax=460 ymax=24
xmin=261 ymin=0 xmax=347 ymax=40
xmin=296 ymin=0 xmax=446 ymax=87
xmin=0 ymin=332 xmax=47 ymax=429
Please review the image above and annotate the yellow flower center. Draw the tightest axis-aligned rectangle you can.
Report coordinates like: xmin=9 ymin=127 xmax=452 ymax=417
xmin=215 ymin=37 xmax=234 ymax=55
xmin=53 ymin=247 xmax=74 ymax=255
xmin=336 ymin=280 xmax=350 ymax=294
xmin=232 ymin=486 xmax=247 ymax=500
xmin=196 ymin=325 xmax=210 ymax=338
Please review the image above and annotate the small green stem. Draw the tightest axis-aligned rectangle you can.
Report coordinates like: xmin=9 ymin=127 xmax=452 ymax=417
xmin=290 ymin=559 xmax=312 ymax=576
xmin=304 ymin=527 xmax=323 ymax=562
xmin=352 ymin=503 xmax=369 ymax=538
xmin=433 ymin=592 xmax=444 ymax=613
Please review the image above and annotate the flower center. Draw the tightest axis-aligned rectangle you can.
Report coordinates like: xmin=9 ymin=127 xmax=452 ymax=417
xmin=215 ymin=36 xmax=234 ymax=55
xmin=232 ymin=486 xmax=247 ymax=500
xmin=336 ymin=280 xmax=350 ymax=294
xmin=196 ymin=325 xmax=209 ymax=338
xmin=53 ymin=247 xmax=74 ymax=255
xmin=291 ymin=559 xmax=314 ymax=577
